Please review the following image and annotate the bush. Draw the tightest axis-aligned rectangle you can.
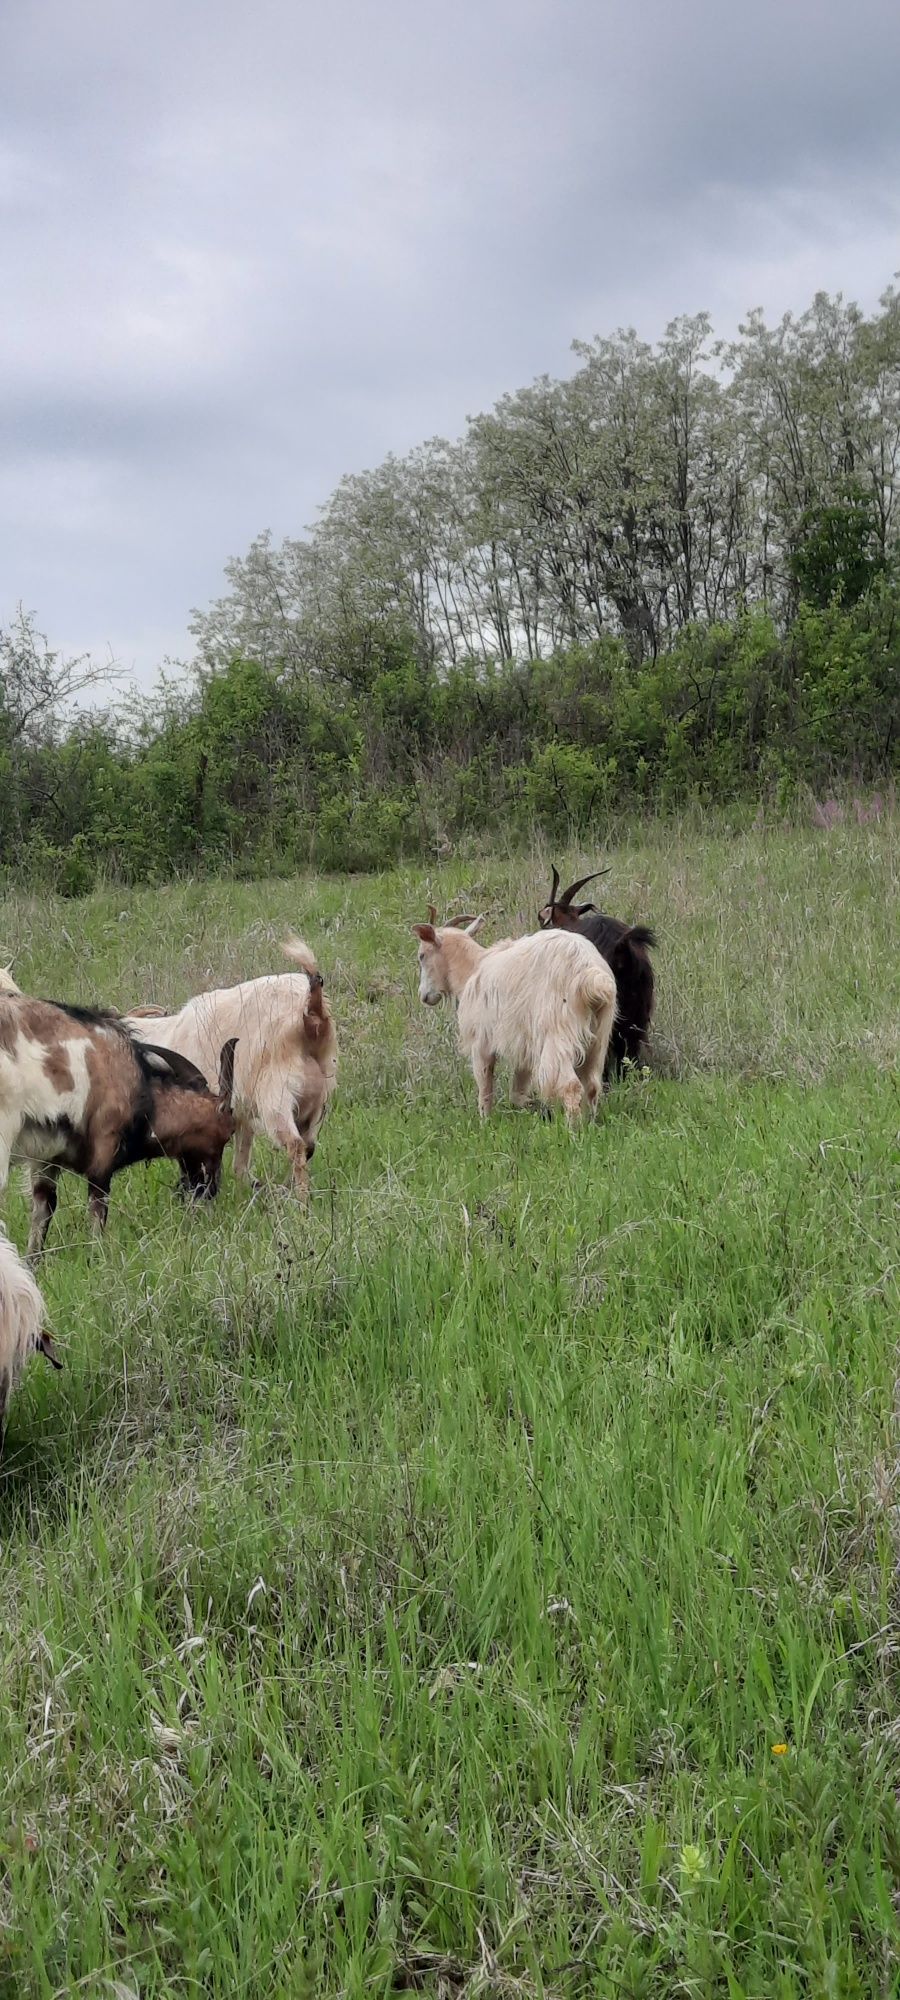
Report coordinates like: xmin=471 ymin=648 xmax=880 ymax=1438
xmin=2 ymin=589 xmax=897 ymax=883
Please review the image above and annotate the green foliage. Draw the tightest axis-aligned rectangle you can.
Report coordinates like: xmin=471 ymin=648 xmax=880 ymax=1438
xmin=792 ymin=580 xmax=900 ymax=765
xmin=790 ymin=487 xmax=885 ymax=608
xmin=315 ymin=790 xmax=415 ymax=871
xmin=513 ymin=742 xmax=619 ymax=834
xmin=2 ymin=589 xmax=898 ymax=889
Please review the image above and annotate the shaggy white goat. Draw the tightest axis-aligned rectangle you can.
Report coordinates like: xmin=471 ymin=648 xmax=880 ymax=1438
xmin=0 ymin=1227 xmax=59 ymax=1449
xmin=413 ymin=916 xmax=617 ymax=1123
xmin=125 ymin=939 xmax=337 ymax=1199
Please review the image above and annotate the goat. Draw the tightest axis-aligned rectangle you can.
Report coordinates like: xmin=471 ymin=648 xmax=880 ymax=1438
xmin=0 ymin=978 xmax=237 ymax=1258
xmin=0 ymin=1225 xmax=60 ymax=1451
xmin=537 ymin=868 xmax=656 ymax=1076
xmin=125 ymin=938 xmax=337 ymax=1201
xmin=413 ymin=914 xmax=617 ymax=1124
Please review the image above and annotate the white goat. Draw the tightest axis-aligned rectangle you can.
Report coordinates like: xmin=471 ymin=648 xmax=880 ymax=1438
xmin=413 ymin=915 xmax=617 ymax=1123
xmin=125 ymin=939 xmax=337 ymax=1200
xmin=0 ymin=1227 xmax=59 ymax=1449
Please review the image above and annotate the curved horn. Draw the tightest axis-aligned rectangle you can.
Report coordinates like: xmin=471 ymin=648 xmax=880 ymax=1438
xmin=427 ymin=903 xmax=439 ymax=925
xmin=558 ymin=868 xmax=611 ymax=909
xmin=142 ymin=1043 xmax=210 ymax=1092
xmin=444 ymin=913 xmax=478 ymax=928
xmin=217 ymin=1036 xmax=238 ymax=1110
xmin=549 ymin=865 xmax=560 ymax=906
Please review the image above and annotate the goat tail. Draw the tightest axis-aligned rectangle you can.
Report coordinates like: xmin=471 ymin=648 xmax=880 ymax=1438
xmin=0 ymin=966 xmax=22 ymax=996
xmin=533 ymin=962 xmax=616 ymax=1100
xmin=578 ymin=961 xmax=618 ymax=1084
xmin=282 ymin=936 xmax=319 ymax=975
xmin=579 ymin=961 xmax=618 ymax=1018
xmin=618 ymin=923 xmax=657 ymax=953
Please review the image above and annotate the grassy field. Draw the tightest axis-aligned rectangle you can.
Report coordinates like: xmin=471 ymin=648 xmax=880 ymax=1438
xmin=0 ymin=815 xmax=898 ymax=1999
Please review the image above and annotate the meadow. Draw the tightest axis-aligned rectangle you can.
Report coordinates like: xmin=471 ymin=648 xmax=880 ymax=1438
xmin=0 ymin=813 xmax=897 ymax=1999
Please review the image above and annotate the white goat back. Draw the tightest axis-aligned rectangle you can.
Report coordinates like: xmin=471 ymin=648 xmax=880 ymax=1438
xmin=457 ymin=928 xmax=616 ymax=1079
xmin=124 ymin=950 xmax=337 ymax=1168
xmin=127 ymin=972 xmax=314 ymax=1100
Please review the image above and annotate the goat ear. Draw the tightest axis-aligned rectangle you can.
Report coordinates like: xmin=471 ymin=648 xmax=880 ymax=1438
xmin=217 ymin=1037 xmax=238 ymax=1110
xmin=463 ymin=915 xmax=485 ymax=936
xmin=413 ymin=923 xmax=436 ymax=944
xmin=142 ymin=1043 xmax=209 ymax=1091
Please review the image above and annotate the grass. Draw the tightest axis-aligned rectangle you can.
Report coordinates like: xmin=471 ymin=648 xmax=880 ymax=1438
xmin=0 ymin=813 xmax=898 ymax=1998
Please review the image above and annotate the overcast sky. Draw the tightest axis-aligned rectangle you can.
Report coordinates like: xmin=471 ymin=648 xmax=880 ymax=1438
xmin=2 ymin=0 xmax=899 ymax=688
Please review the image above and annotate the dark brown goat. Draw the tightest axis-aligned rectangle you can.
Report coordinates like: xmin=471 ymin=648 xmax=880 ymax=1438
xmin=537 ymin=867 xmax=656 ymax=1077
xmin=0 ymin=987 xmax=237 ymax=1258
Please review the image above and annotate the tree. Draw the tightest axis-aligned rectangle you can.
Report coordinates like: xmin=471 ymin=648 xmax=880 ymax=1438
xmin=790 ymin=487 xmax=885 ymax=608
xmin=187 ymin=279 xmax=900 ymax=679
xmin=0 ymin=608 xmax=116 ymax=856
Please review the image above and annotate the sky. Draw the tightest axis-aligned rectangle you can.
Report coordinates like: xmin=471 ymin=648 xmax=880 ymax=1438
xmin=2 ymin=0 xmax=899 ymax=689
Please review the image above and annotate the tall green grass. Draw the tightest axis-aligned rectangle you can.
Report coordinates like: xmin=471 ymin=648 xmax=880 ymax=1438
xmin=0 ymin=815 xmax=897 ymax=1997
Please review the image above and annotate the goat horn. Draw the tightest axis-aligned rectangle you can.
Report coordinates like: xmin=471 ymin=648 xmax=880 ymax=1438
xmin=38 ymin=1328 xmax=64 ymax=1371
xmin=142 ymin=1043 xmax=209 ymax=1092
xmin=558 ymin=868 xmax=611 ymax=909
xmin=217 ymin=1036 xmax=238 ymax=1108
xmin=443 ymin=913 xmax=478 ymax=928
xmin=549 ymin=865 xmax=560 ymax=906
xmin=427 ymin=903 xmax=439 ymax=925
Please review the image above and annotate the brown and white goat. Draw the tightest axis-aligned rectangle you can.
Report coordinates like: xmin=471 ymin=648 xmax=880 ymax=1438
xmin=0 ymin=1225 xmax=60 ymax=1450
xmin=413 ymin=915 xmax=617 ymax=1124
xmin=538 ymin=868 xmax=656 ymax=1077
xmin=0 ymin=980 xmax=237 ymax=1258
xmin=125 ymin=939 xmax=337 ymax=1201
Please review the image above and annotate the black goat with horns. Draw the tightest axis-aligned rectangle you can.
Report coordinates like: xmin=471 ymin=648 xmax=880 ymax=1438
xmin=537 ymin=867 xmax=657 ymax=1078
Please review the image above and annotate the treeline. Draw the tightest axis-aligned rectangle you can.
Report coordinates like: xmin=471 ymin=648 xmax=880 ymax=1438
xmin=2 ymin=585 xmax=897 ymax=891
xmin=193 ymin=288 xmax=900 ymax=674
xmin=2 ymin=282 xmax=899 ymax=889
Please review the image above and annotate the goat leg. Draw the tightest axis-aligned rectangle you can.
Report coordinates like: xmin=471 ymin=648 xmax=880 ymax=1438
xmin=87 ymin=1179 xmax=111 ymax=1234
xmin=232 ymin=1120 xmax=255 ymax=1183
xmin=269 ymin=1119 xmax=310 ymax=1201
xmin=27 ymin=1166 xmax=60 ymax=1264
xmin=510 ymin=1064 xmax=532 ymax=1109
xmin=473 ymin=1050 xmax=496 ymax=1118
xmin=576 ymin=1041 xmax=607 ymax=1116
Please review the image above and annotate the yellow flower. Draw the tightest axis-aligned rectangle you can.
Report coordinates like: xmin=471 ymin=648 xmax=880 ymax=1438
xmin=771 ymin=1742 xmax=789 ymax=1756
xmin=679 ymin=1843 xmax=708 ymax=1886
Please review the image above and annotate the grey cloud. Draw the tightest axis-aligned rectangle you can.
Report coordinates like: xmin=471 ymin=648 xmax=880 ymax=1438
xmin=2 ymin=0 xmax=899 ymax=684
